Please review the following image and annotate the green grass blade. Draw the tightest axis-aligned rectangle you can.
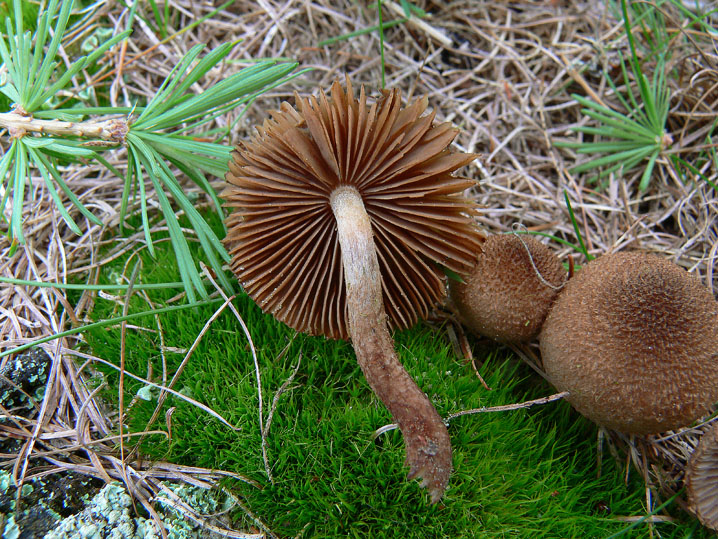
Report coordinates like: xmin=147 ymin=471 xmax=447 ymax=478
xmin=615 ymin=51 xmax=649 ymax=128
xmin=32 ymin=148 xmax=102 ymax=226
xmin=42 ymin=139 xmax=97 ymax=158
xmin=571 ymin=124 xmax=653 ymax=144
xmin=126 ymin=144 xmax=156 ymax=258
xmin=147 ymin=0 xmax=167 ymax=38
xmin=563 ymin=190 xmax=591 ymax=260
xmin=133 ymin=43 xmax=206 ymax=126
xmin=179 ymin=66 xmax=311 ymax=134
xmin=0 ymin=66 xmax=21 ymax=103
xmin=142 ymin=135 xmax=230 ymax=178
xmin=156 ymin=157 xmax=230 ymax=254
xmin=579 ymin=110 xmax=656 ymax=141
xmin=0 ymin=141 xmax=18 ymax=223
xmin=151 ymin=147 xmax=231 ymax=290
xmin=572 ymin=94 xmax=653 ymax=135
xmin=27 ymin=146 xmax=82 ymax=235
xmin=0 ymin=275 xmax=186 ymax=291
xmin=36 ymin=106 xmax=138 ymax=118
xmin=143 ymin=61 xmax=297 ymax=131
xmin=0 ymin=298 xmax=222 ymax=359
xmin=85 ymin=29 xmax=132 ymax=66
xmin=511 ymin=229 xmax=586 ymax=254
xmin=580 ymin=150 xmax=650 ymax=183
xmin=29 ymin=0 xmax=73 ymax=108
xmin=130 ymin=137 xmax=206 ymax=300
xmin=155 ymin=158 xmax=231 ymax=275
xmin=28 ymin=9 xmax=50 ymax=91
xmin=378 ymin=0 xmax=386 ymax=88
xmin=671 ymin=155 xmax=718 ymax=192
xmin=28 ymin=56 xmax=88 ymax=110
xmin=12 ymin=0 xmax=23 ymax=36
xmin=163 ymin=42 xmax=236 ymax=103
xmin=317 ymin=18 xmax=406 ymax=47
xmin=140 ymin=132 xmax=231 ymax=159
xmin=11 ymin=141 xmax=27 ymax=243
xmin=638 ymin=150 xmax=659 ymax=191
xmin=154 ymin=179 xmax=205 ymax=303
xmin=17 ymin=31 xmax=31 ymax=103
xmin=167 ymin=157 xmax=226 ymax=226
xmin=136 ymin=152 xmax=156 ymax=259
xmin=2 ymin=18 xmax=22 ymax=99
xmin=569 ymin=141 xmax=647 ymax=153
xmin=571 ymin=146 xmax=653 ymax=173
xmin=117 ymin=150 xmax=134 ymax=235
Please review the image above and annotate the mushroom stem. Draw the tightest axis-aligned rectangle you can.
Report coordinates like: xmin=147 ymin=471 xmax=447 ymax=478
xmin=330 ymin=186 xmax=452 ymax=502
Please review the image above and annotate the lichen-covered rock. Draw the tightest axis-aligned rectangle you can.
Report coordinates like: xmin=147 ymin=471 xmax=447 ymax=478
xmin=0 ymin=347 xmax=52 ymax=413
xmin=45 ymin=483 xmax=160 ymax=539
xmin=42 ymin=481 xmax=233 ymax=539
xmin=0 ymin=469 xmax=102 ymax=539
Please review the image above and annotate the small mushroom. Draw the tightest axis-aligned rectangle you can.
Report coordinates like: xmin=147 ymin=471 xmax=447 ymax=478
xmin=686 ymin=422 xmax=718 ymax=531
xmin=540 ymin=252 xmax=718 ymax=434
xmin=223 ymin=79 xmax=484 ymax=501
xmin=449 ymin=234 xmax=566 ymax=343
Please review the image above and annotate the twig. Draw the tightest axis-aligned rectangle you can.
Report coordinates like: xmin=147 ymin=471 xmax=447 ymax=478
xmin=444 ymin=391 xmax=569 ymax=422
xmin=373 ymin=392 xmax=569 ymax=437
xmin=0 ymin=112 xmax=128 ymax=142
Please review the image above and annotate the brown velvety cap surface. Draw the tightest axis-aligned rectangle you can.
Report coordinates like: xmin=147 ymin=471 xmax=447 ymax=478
xmin=540 ymin=251 xmax=718 ymax=434
xmin=223 ymin=79 xmax=484 ymax=339
xmin=687 ymin=423 xmax=718 ymax=531
xmin=450 ymin=234 xmax=565 ymax=342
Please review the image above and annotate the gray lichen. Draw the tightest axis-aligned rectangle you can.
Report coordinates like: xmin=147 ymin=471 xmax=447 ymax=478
xmin=1 ymin=348 xmax=234 ymax=539
xmin=0 ymin=469 xmax=101 ymax=538
xmin=45 ymin=483 xmax=160 ymax=539
xmin=42 ymin=481 xmax=234 ymax=539
xmin=0 ymin=347 xmax=51 ymax=413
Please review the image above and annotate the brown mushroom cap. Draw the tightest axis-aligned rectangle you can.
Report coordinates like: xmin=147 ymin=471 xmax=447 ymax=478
xmin=540 ymin=251 xmax=718 ymax=434
xmin=450 ymin=234 xmax=566 ymax=342
xmin=687 ymin=422 xmax=718 ymax=531
xmin=223 ymin=79 xmax=483 ymax=339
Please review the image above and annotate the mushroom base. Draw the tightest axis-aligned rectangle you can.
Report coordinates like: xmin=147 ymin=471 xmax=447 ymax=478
xmin=330 ymin=186 xmax=452 ymax=502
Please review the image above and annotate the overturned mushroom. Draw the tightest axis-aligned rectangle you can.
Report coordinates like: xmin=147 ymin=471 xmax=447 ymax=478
xmin=223 ymin=79 xmax=484 ymax=501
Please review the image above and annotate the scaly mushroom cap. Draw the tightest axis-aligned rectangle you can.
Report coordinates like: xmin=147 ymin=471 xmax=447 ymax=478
xmin=687 ymin=422 xmax=718 ymax=531
xmin=540 ymin=252 xmax=718 ymax=434
xmin=450 ymin=234 xmax=566 ymax=342
xmin=223 ymin=79 xmax=484 ymax=339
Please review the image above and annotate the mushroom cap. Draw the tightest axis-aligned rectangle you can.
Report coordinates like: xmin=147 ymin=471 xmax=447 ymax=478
xmin=539 ymin=251 xmax=718 ymax=434
xmin=687 ymin=422 xmax=718 ymax=530
xmin=449 ymin=234 xmax=566 ymax=342
xmin=223 ymin=79 xmax=484 ymax=339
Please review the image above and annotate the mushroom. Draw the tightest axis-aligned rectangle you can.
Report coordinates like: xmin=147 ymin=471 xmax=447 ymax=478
xmin=686 ymin=422 xmax=718 ymax=531
xmin=539 ymin=251 xmax=718 ymax=434
xmin=222 ymin=79 xmax=484 ymax=501
xmin=449 ymin=233 xmax=566 ymax=343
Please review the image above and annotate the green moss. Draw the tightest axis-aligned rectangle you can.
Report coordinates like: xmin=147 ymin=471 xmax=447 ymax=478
xmin=76 ymin=225 xmax=708 ymax=538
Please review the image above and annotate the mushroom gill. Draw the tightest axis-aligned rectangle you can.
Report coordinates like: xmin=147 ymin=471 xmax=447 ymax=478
xmin=223 ymin=78 xmax=484 ymax=501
